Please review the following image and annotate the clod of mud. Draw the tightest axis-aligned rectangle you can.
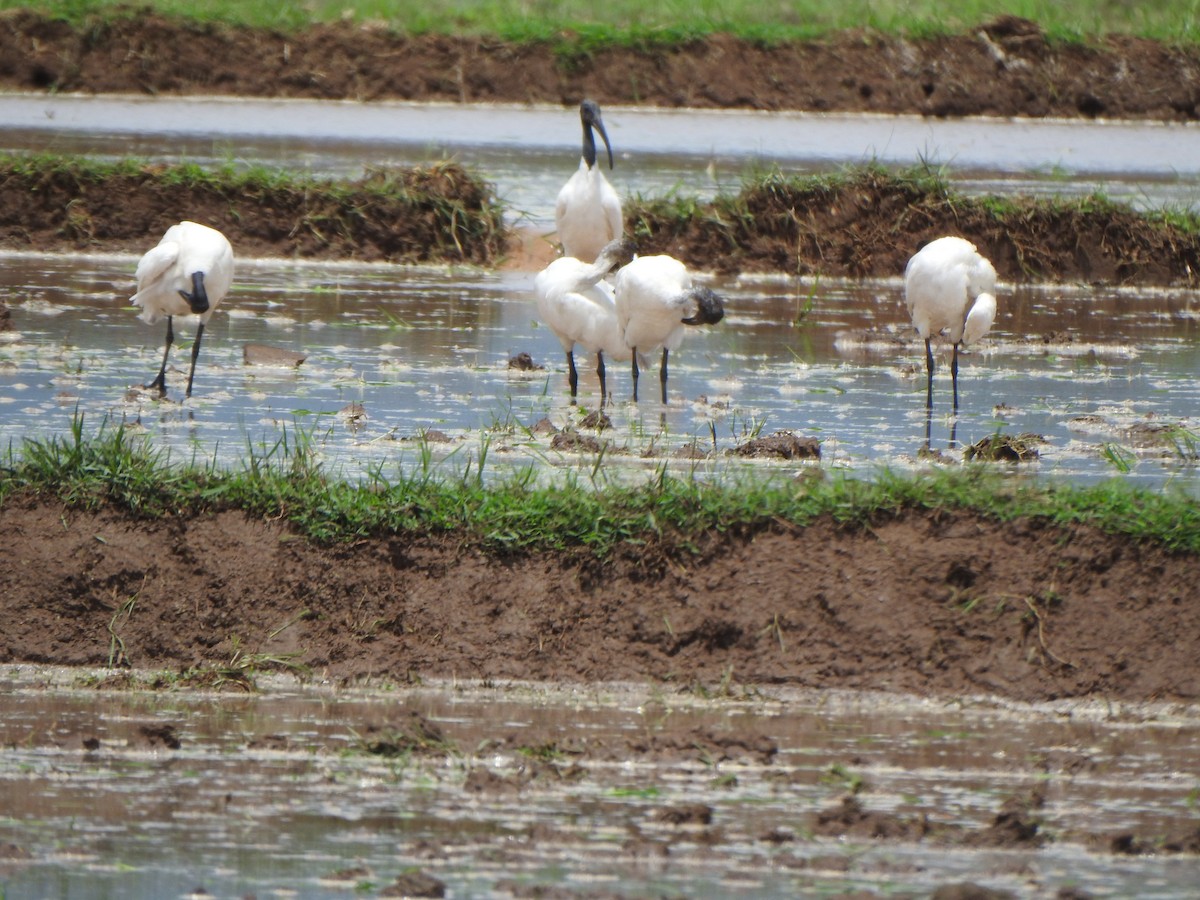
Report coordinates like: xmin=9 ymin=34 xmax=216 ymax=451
xmin=578 ymin=410 xmax=612 ymax=431
xmin=964 ymin=788 xmax=1046 ymax=848
xmin=964 ymin=433 xmax=1042 ymax=462
xmin=732 ymin=431 xmax=821 ymax=460
xmin=356 ymin=713 xmax=449 ymax=756
xmin=652 ymin=804 xmax=713 ymax=826
xmin=550 ymin=431 xmax=604 ymax=453
xmin=931 ymin=884 xmax=1017 ymax=900
xmin=507 ymin=352 xmax=542 ymax=371
xmin=531 ymin=417 xmax=558 ymax=435
xmin=134 ymin=723 xmax=183 ymax=751
xmin=378 ymin=870 xmax=445 ymax=898
xmin=811 ymin=795 xmax=931 ymax=841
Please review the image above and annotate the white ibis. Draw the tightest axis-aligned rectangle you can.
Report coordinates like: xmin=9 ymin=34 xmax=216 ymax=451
xmin=533 ymin=237 xmax=637 ymax=406
xmin=904 ymin=235 xmax=997 ymax=414
xmin=130 ymin=221 xmax=234 ymax=399
xmin=554 ymin=99 xmax=623 ymax=264
xmin=613 ymin=254 xmax=725 ymax=404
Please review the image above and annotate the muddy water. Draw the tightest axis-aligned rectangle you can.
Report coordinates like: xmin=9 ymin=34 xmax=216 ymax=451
xmin=0 ymin=668 xmax=1198 ymax=899
xmin=2 ymin=250 xmax=1200 ymax=487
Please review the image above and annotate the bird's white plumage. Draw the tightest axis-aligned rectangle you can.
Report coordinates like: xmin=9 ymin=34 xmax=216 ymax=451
xmin=614 ymin=255 xmax=696 ymax=354
xmin=904 ymin=235 xmax=999 ymax=420
xmin=131 ymin=221 xmax=234 ymax=325
xmin=555 ymin=159 xmax=623 ymax=264
xmin=554 ymin=101 xmax=623 ymax=265
xmin=904 ymin=235 xmax=997 ymax=347
xmin=613 ymin=254 xmax=725 ymax=404
xmin=534 ymin=254 xmax=630 ymax=363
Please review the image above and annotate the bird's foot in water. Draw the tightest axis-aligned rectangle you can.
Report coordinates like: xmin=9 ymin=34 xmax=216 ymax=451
xmin=917 ymin=443 xmax=955 ymax=464
xmin=141 ymin=375 xmax=169 ymax=400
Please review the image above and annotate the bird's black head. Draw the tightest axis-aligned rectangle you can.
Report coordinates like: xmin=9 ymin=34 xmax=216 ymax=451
xmin=177 ymin=271 xmax=209 ymax=315
xmin=596 ymin=237 xmax=638 ymax=272
xmin=682 ymin=287 xmax=725 ymax=327
xmin=580 ymin=99 xmax=614 ymax=171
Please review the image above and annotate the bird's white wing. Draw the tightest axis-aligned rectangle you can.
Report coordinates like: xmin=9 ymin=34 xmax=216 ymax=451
xmin=963 ymin=293 xmax=997 ymax=345
xmin=134 ymin=241 xmax=180 ymax=293
xmin=601 ymin=181 xmax=623 ymax=246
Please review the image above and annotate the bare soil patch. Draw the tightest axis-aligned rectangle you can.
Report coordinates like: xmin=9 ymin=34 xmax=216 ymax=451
xmin=3 ymin=11 xmax=1199 ymax=121
xmin=2 ymin=495 xmax=1197 ymax=704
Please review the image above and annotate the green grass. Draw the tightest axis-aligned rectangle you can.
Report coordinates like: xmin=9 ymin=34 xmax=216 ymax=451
xmin=7 ymin=0 xmax=1200 ymax=44
xmin=4 ymin=414 xmax=1200 ymax=557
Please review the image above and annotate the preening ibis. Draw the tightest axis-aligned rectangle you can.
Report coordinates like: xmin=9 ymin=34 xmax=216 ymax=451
xmin=533 ymin=237 xmax=637 ymax=406
xmin=613 ymin=254 xmax=725 ymax=404
xmin=904 ymin=235 xmax=997 ymax=415
xmin=554 ymin=99 xmax=623 ymax=264
xmin=131 ymin=220 xmax=234 ymax=399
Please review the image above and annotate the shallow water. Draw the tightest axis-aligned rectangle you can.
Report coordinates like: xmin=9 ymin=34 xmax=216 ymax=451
xmin=2 ymin=250 xmax=1200 ymax=488
xmin=5 ymin=94 xmax=1200 ymax=222
xmin=3 ymin=96 xmax=1200 ymax=488
xmin=0 ymin=668 xmax=1198 ymax=899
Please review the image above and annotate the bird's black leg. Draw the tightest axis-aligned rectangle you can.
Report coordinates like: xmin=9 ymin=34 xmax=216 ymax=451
xmin=596 ymin=351 xmax=607 ymax=408
xmin=631 ymin=348 xmax=640 ymax=403
xmin=924 ymin=337 xmax=935 ymax=414
xmin=659 ymin=348 xmax=670 ymax=405
xmin=566 ymin=349 xmax=579 ymax=403
xmin=146 ymin=315 xmax=175 ymax=398
xmin=951 ymin=342 xmax=960 ymax=414
xmin=185 ymin=322 xmax=206 ymax=399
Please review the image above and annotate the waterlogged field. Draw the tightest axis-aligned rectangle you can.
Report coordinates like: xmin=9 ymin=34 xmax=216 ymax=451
xmin=3 ymin=249 xmax=1200 ymax=488
xmin=4 ymin=94 xmax=1200 ymax=900
xmin=1 ymin=669 xmax=1199 ymax=899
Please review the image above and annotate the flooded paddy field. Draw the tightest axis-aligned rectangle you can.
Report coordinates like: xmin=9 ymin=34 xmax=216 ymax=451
xmin=1 ymin=668 xmax=1199 ymax=899
xmin=3 ymin=97 xmax=1200 ymax=487
xmin=2 ymin=249 xmax=1200 ymax=488
xmin=3 ymin=96 xmax=1200 ymax=900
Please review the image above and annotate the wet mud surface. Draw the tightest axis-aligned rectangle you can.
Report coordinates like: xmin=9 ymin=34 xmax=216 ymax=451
xmin=2 ymin=668 xmax=1199 ymax=898
xmin=2 ymin=496 xmax=1197 ymax=705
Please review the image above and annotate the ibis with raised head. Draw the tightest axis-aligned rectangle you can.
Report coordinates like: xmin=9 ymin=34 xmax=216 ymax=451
xmin=554 ymin=99 xmax=623 ymax=264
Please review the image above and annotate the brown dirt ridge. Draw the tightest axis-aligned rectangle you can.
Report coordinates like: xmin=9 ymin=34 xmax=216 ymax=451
xmin=3 ymin=11 xmax=1200 ymax=121
xmin=2 ymin=495 xmax=1198 ymax=704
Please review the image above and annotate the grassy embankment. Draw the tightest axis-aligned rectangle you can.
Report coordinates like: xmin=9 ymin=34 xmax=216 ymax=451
xmin=0 ymin=154 xmax=507 ymax=265
xmin=6 ymin=0 xmax=1200 ymax=43
xmin=2 ymin=415 xmax=1199 ymax=556
xmin=627 ymin=163 xmax=1200 ymax=281
xmin=4 ymin=154 xmax=1199 ymax=280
